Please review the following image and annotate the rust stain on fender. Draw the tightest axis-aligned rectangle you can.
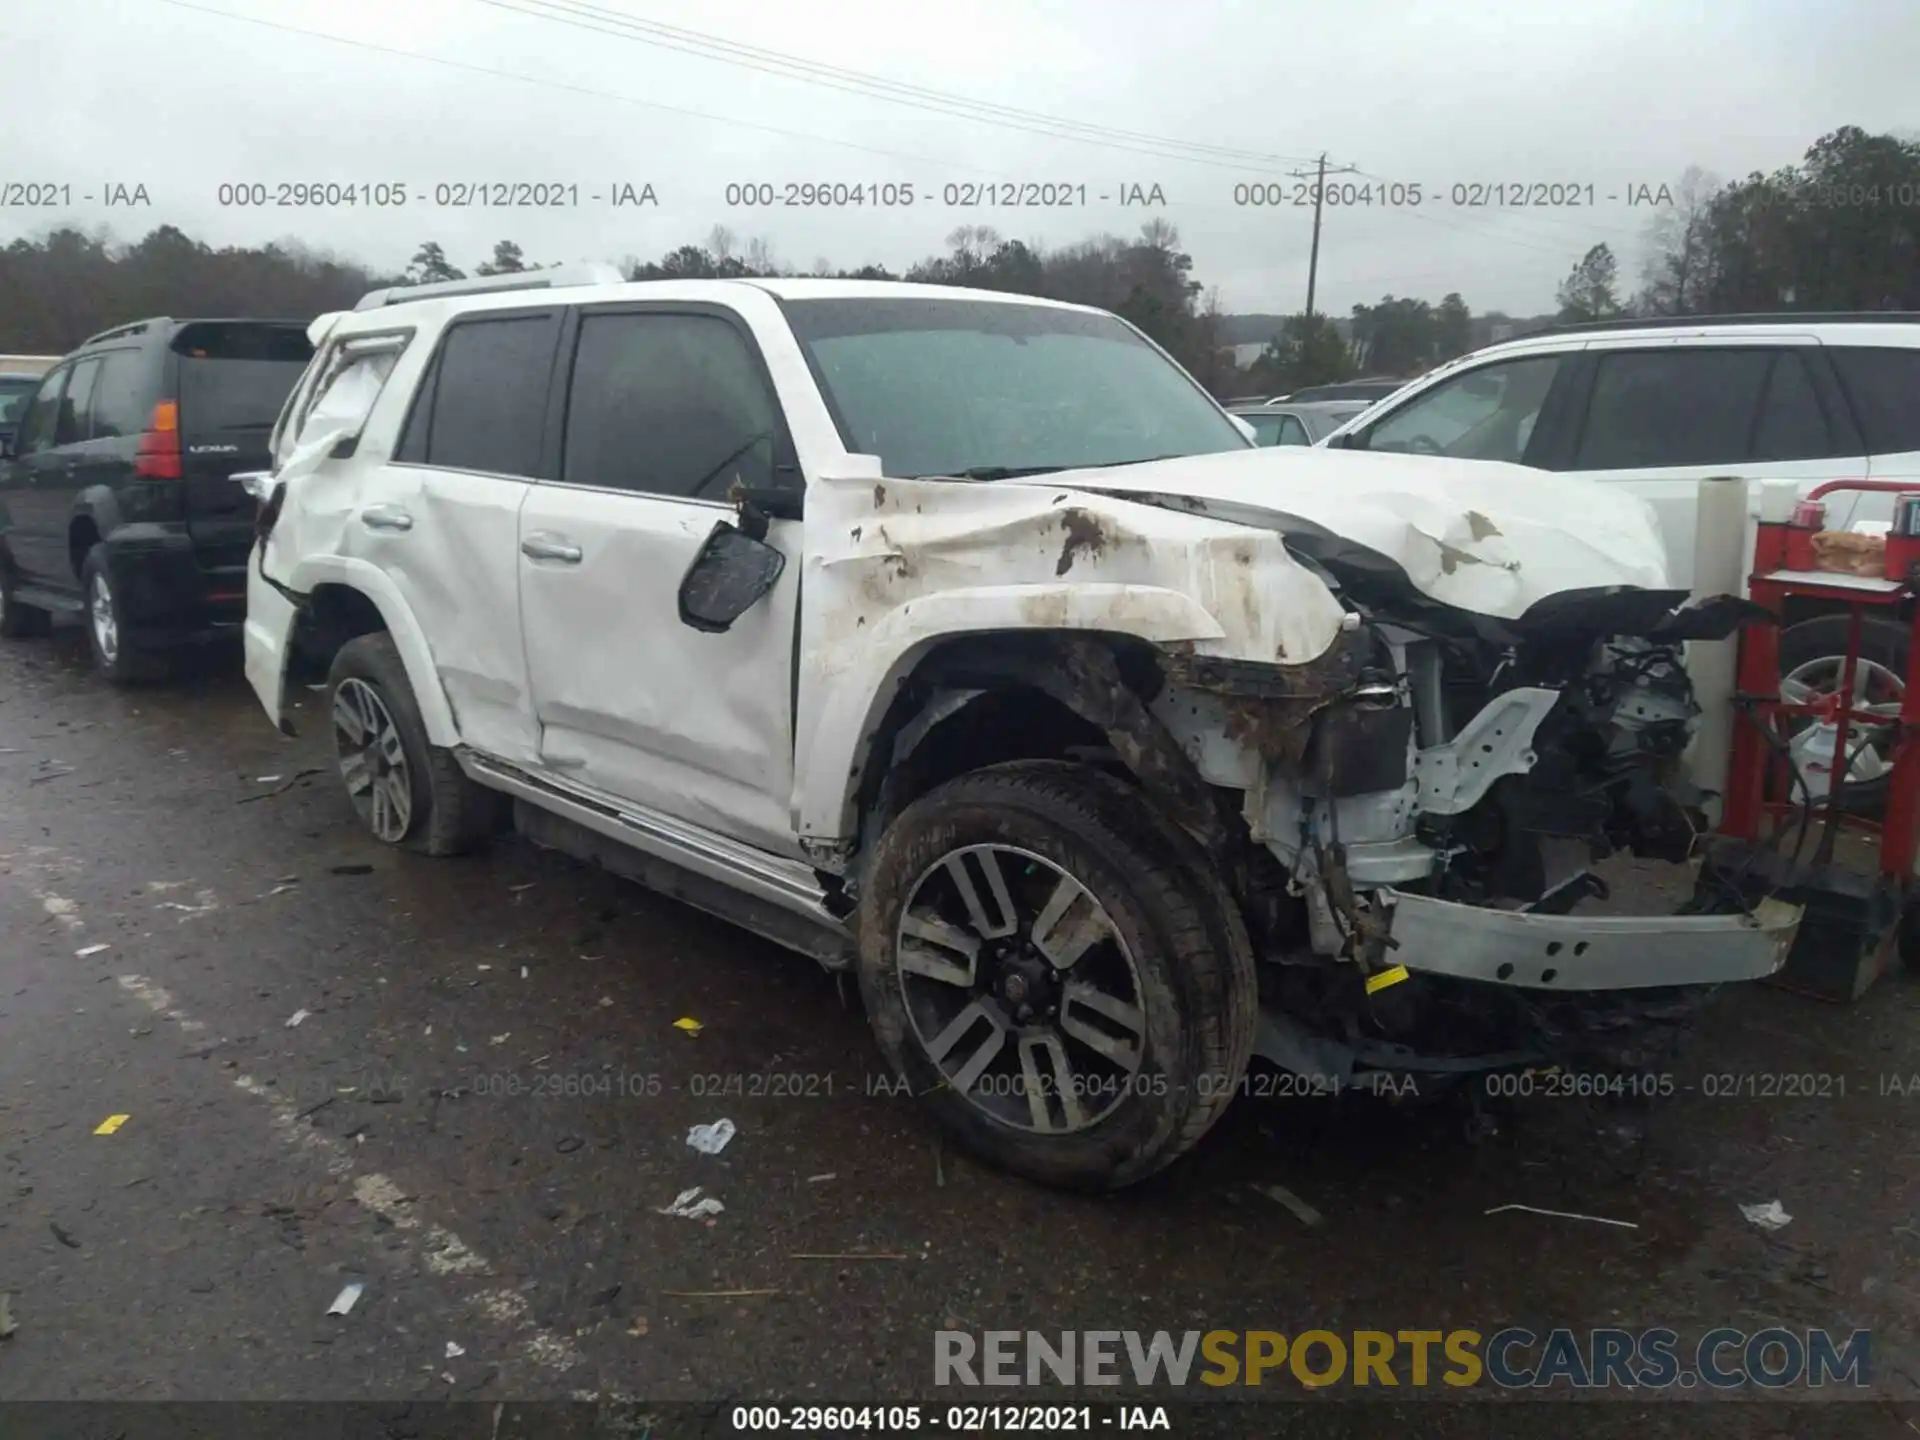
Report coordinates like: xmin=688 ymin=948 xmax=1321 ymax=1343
xmin=1055 ymin=508 xmax=1108 ymax=576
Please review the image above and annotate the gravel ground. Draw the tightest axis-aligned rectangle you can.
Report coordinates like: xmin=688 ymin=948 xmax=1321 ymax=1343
xmin=1 ymin=625 xmax=1917 ymax=1437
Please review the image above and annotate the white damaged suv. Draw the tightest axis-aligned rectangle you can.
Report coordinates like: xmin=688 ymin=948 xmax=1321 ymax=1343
xmin=243 ymin=269 xmax=1801 ymax=1190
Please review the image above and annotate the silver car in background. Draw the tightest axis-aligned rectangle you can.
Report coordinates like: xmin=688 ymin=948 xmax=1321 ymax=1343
xmin=1228 ymin=397 xmax=1374 ymax=447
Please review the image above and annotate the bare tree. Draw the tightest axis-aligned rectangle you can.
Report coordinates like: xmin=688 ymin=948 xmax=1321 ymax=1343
xmin=1636 ymin=166 xmax=1722 ymax=315
xmin=743 ymin=235 xmax=779 ymax=275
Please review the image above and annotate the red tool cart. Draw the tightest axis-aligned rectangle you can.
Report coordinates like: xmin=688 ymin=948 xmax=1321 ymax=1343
xmin=1705 ymin=479 xmax=1920 ymax=999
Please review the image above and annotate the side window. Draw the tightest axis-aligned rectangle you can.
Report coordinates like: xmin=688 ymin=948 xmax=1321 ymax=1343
xmin=1751 ymin=351 xmax=1839 ymax=462
xmin=415 ymin=315 xmax=556 ymax=477
xmin=1275 ymin=415 xmax=1310 ymax=446
xmin=393 ymin=350 xmax=436 ymax=465
xmin=1830 ymin=347 xmax=1920 ymax=456
xmin=14 ymin=367 xmax=70 ymax=456
xmin=89 ymin=351 xmax=146 ymax=439
xmin=1362 ymin=355 xmax=1563 ymax=465
xmin=55 ymin=359 xmax=100 ymax=445
xmin=1244 ymin=413 xmax=1284 ymax=446
xmin=562 ymin=312 xmax=782 ymax=500
xmin=282 ymin=342 xmax=404 ymax=461
xmin=1572 ymin=349 xmax=1771 ymax=470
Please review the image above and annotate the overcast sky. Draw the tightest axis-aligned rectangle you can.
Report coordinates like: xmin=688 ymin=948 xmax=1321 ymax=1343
xmin=8 ymin=0 xmax=1916 ymax=316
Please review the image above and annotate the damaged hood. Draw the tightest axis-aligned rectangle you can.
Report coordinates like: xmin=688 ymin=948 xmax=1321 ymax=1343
xmin=1053 ymin=446 xmax=1672 ymax=621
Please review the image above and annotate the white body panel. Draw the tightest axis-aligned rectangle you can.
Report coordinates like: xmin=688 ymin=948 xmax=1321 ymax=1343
xmin=246 ymin=277 xmax=1726 ymax=870
xmin=516 ymin=484 xmax=803 ymax=857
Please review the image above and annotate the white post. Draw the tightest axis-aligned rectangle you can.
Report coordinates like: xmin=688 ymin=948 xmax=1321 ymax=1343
xmin=1685 ymin=475 xmax=1752 ymax=814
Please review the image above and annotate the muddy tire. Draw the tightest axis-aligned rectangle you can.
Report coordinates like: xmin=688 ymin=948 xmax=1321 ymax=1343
xmin=856 ymin=760 xmax=1257 ymax=1191
xmin=1778 ymin=613 xmax=1908 ymax=813
xmin=327 ymin=632 xmax=502 ymax=856
xmin=80 ymin=545 xmax=169 ymax=683
xmin=0 ymin=563 xmax=51 ymax=639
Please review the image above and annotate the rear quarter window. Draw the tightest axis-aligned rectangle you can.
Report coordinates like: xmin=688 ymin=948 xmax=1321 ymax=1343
xmin=1830 ymin=347 xmax=1920 ymax=454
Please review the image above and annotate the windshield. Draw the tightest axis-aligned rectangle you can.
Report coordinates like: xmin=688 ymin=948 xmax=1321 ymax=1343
xmin=780 ymin=296 xmax=1249 ymax=478
xmin=0 ymin=377 xmax=37 ymax=426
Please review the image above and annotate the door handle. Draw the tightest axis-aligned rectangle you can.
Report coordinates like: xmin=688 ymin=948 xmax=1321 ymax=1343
xmin=521 ymin=533 xmax=583 ymax=564
xmin=359 ymin=504 xmax=413 ymax=532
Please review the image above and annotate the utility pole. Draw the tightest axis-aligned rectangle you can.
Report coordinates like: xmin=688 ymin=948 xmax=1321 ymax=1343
xmin=1286 ymin=153 xmax=1361 ymax=324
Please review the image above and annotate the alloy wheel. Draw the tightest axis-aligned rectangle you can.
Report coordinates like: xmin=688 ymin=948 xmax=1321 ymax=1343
xmin=89 ymin=572 xmax=118 ymax=664
xmin=895 ymin=843 xmax=1147 ymax=1134
xmin=333 ymin=677 xmax=413 ymax=843
xmin=1780 ymin=654 xmax=1904 ymax=787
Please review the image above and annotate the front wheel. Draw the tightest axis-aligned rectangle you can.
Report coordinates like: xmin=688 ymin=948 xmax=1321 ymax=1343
xmin=856 ymin=760 xmax=1257 ymax=1191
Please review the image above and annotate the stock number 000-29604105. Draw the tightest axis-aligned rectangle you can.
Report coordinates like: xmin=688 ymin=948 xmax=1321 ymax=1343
xmin=730 ymin=1406 xmax=1118 ymax=1432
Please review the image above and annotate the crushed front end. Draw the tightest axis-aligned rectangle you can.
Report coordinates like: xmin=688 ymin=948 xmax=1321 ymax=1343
xmin=1149 ymin=574 xmax=1801 ymax=1086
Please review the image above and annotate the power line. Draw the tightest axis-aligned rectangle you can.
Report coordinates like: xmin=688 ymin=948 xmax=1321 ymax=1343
xmin=470 ymin=0 xmax=1331 ymax=174
xmin=147 ymin=0 xmax=1070 ymax=178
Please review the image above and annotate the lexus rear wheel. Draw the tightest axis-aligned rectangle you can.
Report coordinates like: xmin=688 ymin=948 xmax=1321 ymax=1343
xmin=857 ymin=760 xmax=1257 ymax=1191
xmin=79 ymin=545 xmax=167 ymax=683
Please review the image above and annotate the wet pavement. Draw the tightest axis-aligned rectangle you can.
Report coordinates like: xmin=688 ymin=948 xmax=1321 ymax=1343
xmin=2 ymin=623 xmax=1920 ymax=1434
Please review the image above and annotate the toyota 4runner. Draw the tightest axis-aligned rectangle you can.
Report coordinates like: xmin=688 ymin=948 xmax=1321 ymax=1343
xmin=243 ymin=268 xmax=1802 ymax=1190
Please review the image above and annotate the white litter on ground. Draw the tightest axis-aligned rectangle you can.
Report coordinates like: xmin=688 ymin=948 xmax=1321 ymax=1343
xmin=658 ymin=1186 xmax=725 ymax=1220
xmin=326 ymin=1282 xmax=364 ymax=1316
xmin=1740 ymin=1200 xmax=1793 ymax=1231
xmin=686 ymin=1119 xmax=736 ymax=1155
xmin=1254 ymin=1182 xmax=1324 ymax=1227
xmin=1484 ymin=1203 xmax=1638 ymax=1229
xmin=285 ymin=1009 xmax=310 ymax=1028
xmin=74 ymin=943 xmax=111 ymax=958
xmin=445 ymin=1340 xmax=466 ymax=1358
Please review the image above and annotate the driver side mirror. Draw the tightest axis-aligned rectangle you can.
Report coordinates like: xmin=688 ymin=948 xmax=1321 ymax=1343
xmin=677 ymin=520 xmax=788 ymax=634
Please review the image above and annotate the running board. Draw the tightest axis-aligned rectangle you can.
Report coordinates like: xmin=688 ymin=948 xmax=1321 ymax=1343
xmin=13 ymin=584 xmax=84 ymax=614
xmin=458 ymin=750 xmax=855 ymax=969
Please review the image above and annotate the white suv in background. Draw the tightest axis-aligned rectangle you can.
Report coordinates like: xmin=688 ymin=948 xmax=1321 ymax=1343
xmin=1319 ymin=314 xmax=1920 ymax=802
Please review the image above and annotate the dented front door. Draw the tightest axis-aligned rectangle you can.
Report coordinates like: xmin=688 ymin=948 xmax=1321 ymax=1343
xmin=516 ymin=303 xmax=804 ymax=858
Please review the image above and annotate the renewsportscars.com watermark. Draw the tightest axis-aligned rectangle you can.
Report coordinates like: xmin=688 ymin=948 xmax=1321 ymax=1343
xmin=934 ymin=1327 xmax=1871 ymax=1391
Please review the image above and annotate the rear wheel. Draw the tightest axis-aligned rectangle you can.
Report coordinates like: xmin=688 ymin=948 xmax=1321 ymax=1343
xmin=856 ymin=760 xmax=1257 ymax=1191
xmin=0 ymin=565 xmax=51 ymax=639
xmin=80 ymin=545 xmax=168 ymax=683
xmin=327 ymin=631 xmax=502 ymax=856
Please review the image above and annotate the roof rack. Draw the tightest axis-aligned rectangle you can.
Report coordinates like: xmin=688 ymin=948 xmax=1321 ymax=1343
xmin=79 ymin=318 xmax=161 ymax=347
xmin=1533 ymin=311 xmax=1920 ymax=337
xmin=353 ymin=263 xmax=627 ymax=311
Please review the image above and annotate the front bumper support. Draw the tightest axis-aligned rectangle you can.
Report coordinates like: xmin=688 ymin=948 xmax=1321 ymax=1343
xmin=1379 ymin=889 xmax=1801 ymax=990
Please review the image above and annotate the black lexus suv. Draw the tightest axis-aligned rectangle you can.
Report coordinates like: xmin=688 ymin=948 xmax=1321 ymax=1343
xmin=0 ymin=318 xmax=313 ymax=681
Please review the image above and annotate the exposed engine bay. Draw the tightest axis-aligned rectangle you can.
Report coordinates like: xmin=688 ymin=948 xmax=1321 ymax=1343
xmin=1146 ymin=564 xmax=1792 ymax=1085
